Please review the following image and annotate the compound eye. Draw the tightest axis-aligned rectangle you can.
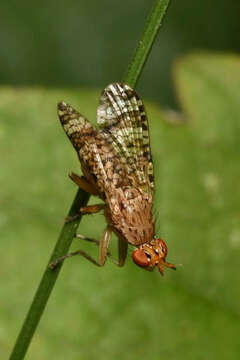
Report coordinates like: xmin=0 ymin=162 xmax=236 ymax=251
xmin=132 ymin=249 xmax=149 ymax=267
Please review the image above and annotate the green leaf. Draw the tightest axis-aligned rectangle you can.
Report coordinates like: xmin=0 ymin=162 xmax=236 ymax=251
xmin=172 ymin=53 xmax=240 ymax=311
xmin=2 ymin=53 xmax=240 ymax=359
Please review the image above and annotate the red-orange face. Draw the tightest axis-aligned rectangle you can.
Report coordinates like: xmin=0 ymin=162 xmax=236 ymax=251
xmin=132 ymin=238 xmax=176 ymax=275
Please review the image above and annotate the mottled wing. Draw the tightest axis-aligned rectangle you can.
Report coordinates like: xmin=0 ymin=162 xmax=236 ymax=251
xmin=97 ymin=83 xmax=154 ymax=194
xmin=57 ymin=101 xmax=105 ymax=188
xmin=58 ymin=101 xmax=130 ymax=194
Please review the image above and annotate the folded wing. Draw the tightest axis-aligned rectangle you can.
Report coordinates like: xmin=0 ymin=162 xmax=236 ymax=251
xmin=97 ymin=83 xmax=154 ymax=195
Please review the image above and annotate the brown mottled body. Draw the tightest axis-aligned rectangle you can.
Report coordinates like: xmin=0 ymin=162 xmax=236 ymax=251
xmin=53 ymin=83 xmax=175 ymax=274
xmin=58 ymin=100 xmax=154 ymax=247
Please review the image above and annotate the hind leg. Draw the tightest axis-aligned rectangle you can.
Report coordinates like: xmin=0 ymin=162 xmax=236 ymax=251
xmin=65 ymin=172 xmax=103 ymax=223
xmin=69 ymin=172 xmax=99 ymax=195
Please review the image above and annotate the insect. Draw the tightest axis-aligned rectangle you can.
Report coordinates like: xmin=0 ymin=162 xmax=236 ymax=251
xmin=52 ymin=83 xmax=176 ymax=275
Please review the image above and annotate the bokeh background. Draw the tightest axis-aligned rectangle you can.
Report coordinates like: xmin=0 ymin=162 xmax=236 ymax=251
xmin=1 ymin=1 xmax=240 ymax=359
xmin=1 ymin=0 xmax=240 ymax=106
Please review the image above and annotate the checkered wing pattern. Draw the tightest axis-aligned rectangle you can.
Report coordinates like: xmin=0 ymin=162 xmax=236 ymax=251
xmin=97 ymin=83 xmax=154 ymax=195
xmin=58 ymin=100 xmax=131 ymax=195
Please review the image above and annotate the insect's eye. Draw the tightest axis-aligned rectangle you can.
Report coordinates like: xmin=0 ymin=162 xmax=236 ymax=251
xmin=132 ymin=249 xmax=149 ymax=268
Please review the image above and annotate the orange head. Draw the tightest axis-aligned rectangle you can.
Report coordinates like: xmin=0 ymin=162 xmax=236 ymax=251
xmin=132 ymin=238 xmax=176 ymax=275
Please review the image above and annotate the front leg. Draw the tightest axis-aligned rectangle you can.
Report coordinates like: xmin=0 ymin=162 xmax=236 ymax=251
xmin=49 ymin=226 xmax=112 ymax=269
xmin=118 ymin=237 xmax=128 ymax=267
xmin=75 ymin=233 xmax=128 ymax=267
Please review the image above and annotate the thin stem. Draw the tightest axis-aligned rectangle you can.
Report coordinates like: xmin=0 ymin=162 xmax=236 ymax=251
xmin=8 ymin=1 xmax=171 ymax=359
xmin=9 ymin=189 xmax=90 ymax=360
xmin=123 ymin=0 xmax=171 ymax=88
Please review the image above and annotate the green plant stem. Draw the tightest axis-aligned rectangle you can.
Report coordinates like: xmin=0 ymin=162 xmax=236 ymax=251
xmin=9 ymin=190 xmax=90 ymax=360
xmin=9 ymin=1 xmax=171 ymax=359
xmin=123 ymin=0 xmax=171 ymax=88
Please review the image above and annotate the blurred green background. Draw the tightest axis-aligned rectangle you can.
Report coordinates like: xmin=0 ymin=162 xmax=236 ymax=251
xmin=1 ymin=1 xmax=240 ymax=360
xmin=1 ymin=0 xmax=240 ymax=106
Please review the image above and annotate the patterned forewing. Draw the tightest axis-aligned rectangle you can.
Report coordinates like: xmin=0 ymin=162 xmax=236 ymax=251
xmin=97 ymin=83 xmax=154 ymax=195
xmin=58 ymin=101 xmax=130 ymax=195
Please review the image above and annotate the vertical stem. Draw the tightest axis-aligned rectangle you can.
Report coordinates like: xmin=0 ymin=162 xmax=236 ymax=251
xmin=9 ymin=189 xmax=89 ymax=360
xmin=123 ymin=0 xmax=171 ymax=88
xmin=8 ymin=1 xmax=171 ymax=359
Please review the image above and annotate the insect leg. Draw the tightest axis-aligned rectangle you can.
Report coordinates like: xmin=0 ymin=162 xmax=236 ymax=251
xmin=80 ymin=204 xmax=105 ymax=214
xmin=74 ymin=233 xmax=128 ymax=267
xmin=75 ymin=233 xmax=120 ymax=265
xmin=118 ymin=238 xmax=128 ymax=267
xmin=98 ymin=226 xmax=112 ymax=266
xmin=49 ymin=249 xmax=100 ymax=269
xmin=49 ymin=226 xmax=112 ymax=269
xmin=69 ymin=172 xmax=99 ymax=195
xmin=65 ymin=204 xmax=104 ymax=223
xmin=75 ymin=233 xmax=100 ymax=246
